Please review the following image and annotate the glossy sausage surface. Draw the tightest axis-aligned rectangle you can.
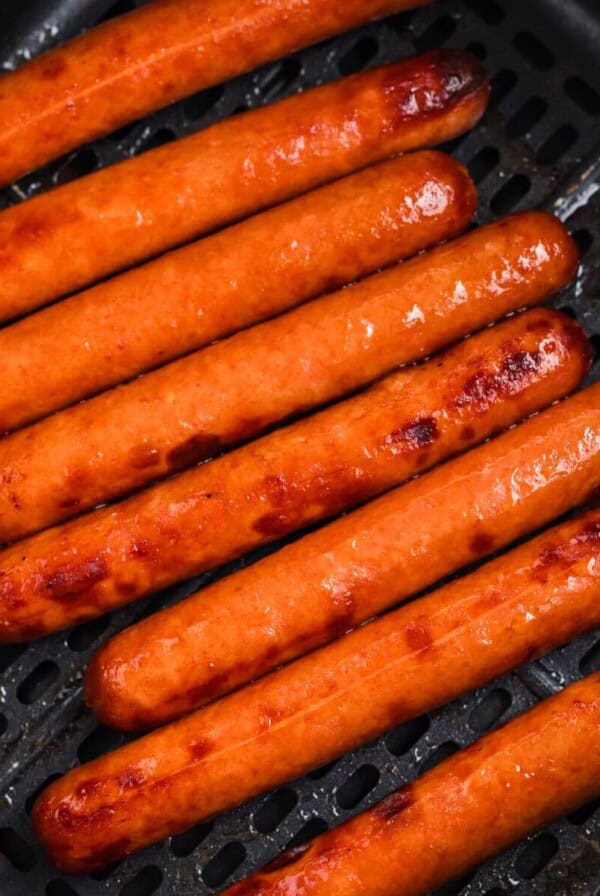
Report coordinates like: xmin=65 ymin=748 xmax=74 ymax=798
xmin=0 ymin=49 xmax=489 ymax=318
xmin=0 ymin=151 xmax=477 ymax=433
xmin=0 ymin=307 xmax=588 ymax=641
xmin=218 ymin=673 xmax=600 ymax=896
xmin=88 ymin=370 xmax=600 ymax=729
xmin=0 ymin=152 xmax=476 ymax=530
xmin=35 ymin=517 xmax=600 ymax=871
xmin=0 ymin=0 xmax=436 ymax=188
xmin=0 ymin=211 xmax=577 ymax=537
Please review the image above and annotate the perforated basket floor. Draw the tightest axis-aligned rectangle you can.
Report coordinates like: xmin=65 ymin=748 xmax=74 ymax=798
xmin=0 ymin=1 xmax=600 ymax=894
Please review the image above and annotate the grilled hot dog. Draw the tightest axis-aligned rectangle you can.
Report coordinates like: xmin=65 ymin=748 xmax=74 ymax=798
xmin=0 ymin=0 xmax=439 ymax=189
xmin=0 ymin=307 xmax=588 ymax=641
xmin=88 ymin=372 xmax=600 ymax=730
xmin=34 ymin=515 xmax=600 ymax=871
xmin=0 ymin=209 xmax=576 ymax=540
xmin=0 ymin=49 xmax=489 ymax=317
xmin=218 ymin=673 xmax=600 ymax=896
xmin=0 ymin=151 xmax=476 ymax=433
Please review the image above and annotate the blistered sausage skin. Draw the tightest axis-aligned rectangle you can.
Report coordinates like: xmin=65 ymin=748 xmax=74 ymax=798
xmin=0 ymin=0 xmax=437 ymax=190
xmin=0 ymin=211 xmax=578 ymax=539
xmin=0 ymin=308 xmax=589 ymax=642
xmin=88 ymin=372 xmax=600 ymax=731
xmin=217 ymin=674 xmax=600 ymax=896
xmin=0 ymin=151 xmax=478 ymax=434
xmin=35 ymin=519 xmax=600 ymax=872
xmin=0 ymin=49 xmax=489 ymax=318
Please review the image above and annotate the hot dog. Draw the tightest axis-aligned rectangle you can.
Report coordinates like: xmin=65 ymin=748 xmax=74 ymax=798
xmin=0 ymin=0 xmax=437 ymax=189
xmin=0 ymin=307 xmax=589 ymax=641
xmin=0 ymin=49 xmax=489 ymax=318
xmin=0 ymin=209 xmax=575 ymax=541
xmin=87 ymin=372 xmax=600 ymax=731
xmin=217 ymin=673 xmax=600 ymax=896
xmin=0 ymin=151 xmax=477 ymax=433
xmin=34 ymin=514 xmax=600 ymax=872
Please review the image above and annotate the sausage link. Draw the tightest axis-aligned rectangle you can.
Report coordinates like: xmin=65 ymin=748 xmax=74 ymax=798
xmin=0 ymin=0 xmax=436 ymax=189
xmin=0 ymin=307 xmax=589 ymax=642
xmin=86 ymin=348 xmax=600 ymax=729
xmin=0 ymin=151 xmax=477 ymax=433
xmin=217 ymin=674 xmax=600 ymax=896
xmin=0 ymin=151 xmax=476 ymax=530
xmin=0 ymin=49 xmax=489 ymax=318
xmin=0 ymin=211 xmax=577 ymax=539
xmin=35 ymin=516 xmax=600 ymax=872
xmin=88 ymin=362 xmax=600 ymax=731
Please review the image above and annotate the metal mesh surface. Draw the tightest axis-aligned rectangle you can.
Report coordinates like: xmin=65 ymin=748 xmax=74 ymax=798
xmin=0 ymin=0 xmax=599 ymax=894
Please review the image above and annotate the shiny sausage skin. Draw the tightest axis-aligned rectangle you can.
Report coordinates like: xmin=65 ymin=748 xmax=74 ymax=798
xmin=0 ymin=151 xmax=478 ymax=434
xmin=0 ymin=0 xmax=436 ymax=190
xmin=35 ymin=518 xmax=600 ymax=872
xmin=217 ymin=673 xmax=600 ymax=896
xmin=0 ymin=152 xmax=476 ymax=533
xmin=0 ymin=49 xmax=489 ymax=319
xmin=87 ymin=368 xmax=600 ymax=731
xmin=0 ymin=308 xmax=589 ymax=642
xmin=0 ymin=211 xmax=577 ymax=538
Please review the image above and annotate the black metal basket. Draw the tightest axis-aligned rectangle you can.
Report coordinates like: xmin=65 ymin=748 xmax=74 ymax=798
xmin=0 ymin=1 xmax=599 ymax=894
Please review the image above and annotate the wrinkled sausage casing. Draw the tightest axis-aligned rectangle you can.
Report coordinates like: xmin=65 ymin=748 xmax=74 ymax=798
xmin=0 ymin=0 xmax=437 ymax=190
xmin=0 ymin=307 xmax=589 ymax=643
xmin=34 ymin=517 xmax=600 ymax=872
xmin=217 ymin=674 xmax=600 ymax=896
xmin=88 ymin=364 xmax=600 ymax=731
xmin=0 ymin=150 xmax=477 ymax=433
xmin=0 ymin=48 xmax=489 ymax=317
xmin=0 ymin=211 xmax=577 ymax=540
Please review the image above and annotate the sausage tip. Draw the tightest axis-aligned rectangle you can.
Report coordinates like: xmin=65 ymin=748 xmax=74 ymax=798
xmin=430 ymin=47 xmax=490 ymax=102
xmin=383 ymin=49 xmax=490 ymax=127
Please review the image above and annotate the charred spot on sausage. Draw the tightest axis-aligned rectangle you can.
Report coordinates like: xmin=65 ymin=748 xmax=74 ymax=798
xmin=189 ymin=739 xmax=214 ymax=762
xmin=263 ymin=842 xmax=312 ymax=873
xmin=43 ymin=556 xmax=108 ymax=600
xmin=405 ymin=618 xmax=434 ymax=652
xmin=385 ymin=416 xmax=439 ymax=451
xmin=373 ymin=785 xmax=415 ymax=821
xmin=167 ymin=433 xmax=222 ymax=471
xmin=470 ymin=532 xmax=494 ymax=555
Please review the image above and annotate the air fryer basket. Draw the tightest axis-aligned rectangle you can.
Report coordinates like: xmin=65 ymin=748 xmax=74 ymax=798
xmin=0 ymin=1 xmax=599 ymax=894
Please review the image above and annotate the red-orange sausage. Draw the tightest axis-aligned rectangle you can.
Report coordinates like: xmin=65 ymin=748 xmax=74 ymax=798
xmin=0 ymin=308 xmax=589 ymax=642
xmin=34 ymin=515 xmax=600 ymax=873
xmin=0 ymin=0 xmax=439 ymax=189
xmin=87 ymin=373 xmax=600 ymax=731
xmin=0 ymin=150 xmax=478 ymax=433
xmin=0 ymin=49 xmax=489 ymax=319
xmin=0 ymin=211 xmax=576 ymax=537
xmin=0 ymin=153 xmax=477 ymax=536
xmin=218 ymin=674 xmax=600 ymax=896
